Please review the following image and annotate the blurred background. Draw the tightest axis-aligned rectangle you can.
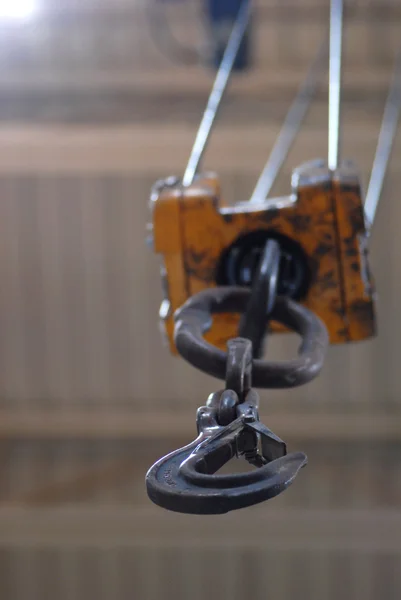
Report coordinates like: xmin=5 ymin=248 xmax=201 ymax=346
xmin=0 ymin=0 xmax=400 ymax=598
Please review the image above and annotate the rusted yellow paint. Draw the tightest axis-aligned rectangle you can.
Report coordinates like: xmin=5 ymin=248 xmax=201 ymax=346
xmin=150 ymin=169 xmax=376 ymax=354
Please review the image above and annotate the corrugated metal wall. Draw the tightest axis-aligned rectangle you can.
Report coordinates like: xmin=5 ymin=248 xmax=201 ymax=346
xmin=0 ymin=545 xmax=399 ymax=600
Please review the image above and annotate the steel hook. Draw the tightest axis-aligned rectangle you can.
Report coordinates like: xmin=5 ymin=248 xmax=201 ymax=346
xmin=146 ymin=388 xmax=307 ymax=515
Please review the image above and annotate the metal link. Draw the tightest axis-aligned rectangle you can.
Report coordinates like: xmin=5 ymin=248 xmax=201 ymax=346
xmin=174 ymin=287 xmax=329 ymax=389
xmin=238 ymin=238 xmax=281 ymax=359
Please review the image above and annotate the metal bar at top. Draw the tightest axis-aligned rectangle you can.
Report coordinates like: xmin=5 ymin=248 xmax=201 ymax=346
xmin=364 ymin=47 xmax=401 ymax=230
xmin=328 ymin=0 xmax=344 ymax=171
xmin=249 ymin=36 xmax=328 ymax=204
xmin=182 ymin=0 xmax=251 ymax=187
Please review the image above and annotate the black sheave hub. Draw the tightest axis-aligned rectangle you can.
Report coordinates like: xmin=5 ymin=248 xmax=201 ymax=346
xmin=216 ymin=230 xmax=311 ymax=301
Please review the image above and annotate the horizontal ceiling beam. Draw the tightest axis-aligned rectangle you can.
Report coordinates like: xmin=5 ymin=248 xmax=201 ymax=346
xmin=0 ymin=506 xmax=400 ymax=549
xmin=0 ymin=408 xmax=398 ymax=442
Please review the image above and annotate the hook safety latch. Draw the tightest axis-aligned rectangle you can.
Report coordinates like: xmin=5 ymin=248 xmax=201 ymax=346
xmin=145 ymin=338 xmax=308 ymax=515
